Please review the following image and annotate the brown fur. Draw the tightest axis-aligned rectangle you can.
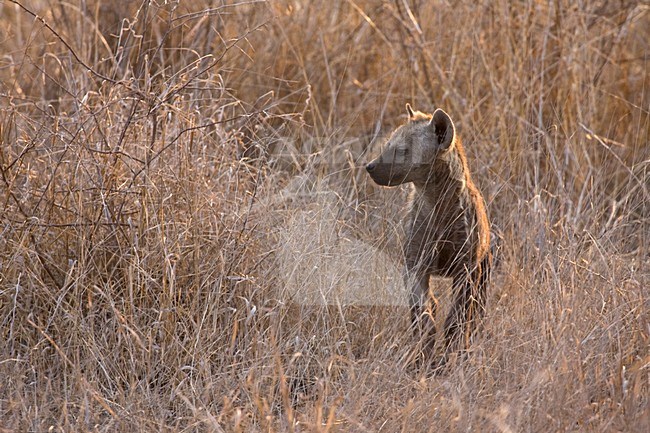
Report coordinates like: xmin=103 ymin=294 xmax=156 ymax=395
xmin=366 ymin=105 xmax=491 ymax=363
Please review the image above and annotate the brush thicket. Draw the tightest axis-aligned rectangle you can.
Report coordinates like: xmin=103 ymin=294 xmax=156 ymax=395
xmin=0 ymin=1 xmax=647 ymax=431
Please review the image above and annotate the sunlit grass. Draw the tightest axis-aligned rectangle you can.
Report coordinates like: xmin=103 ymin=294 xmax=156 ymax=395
xmin=0 ymin=0 xmax=648 ymax=431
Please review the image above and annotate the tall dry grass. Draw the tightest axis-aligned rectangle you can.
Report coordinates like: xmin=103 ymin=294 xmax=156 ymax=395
xmin=0 ymin=0 xmax=648 ymax=431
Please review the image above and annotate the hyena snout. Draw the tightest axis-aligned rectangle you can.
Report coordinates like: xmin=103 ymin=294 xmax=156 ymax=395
xmin=365 ymin=161 xmax=377 ymax=173
xmin=365 ymin=158 xmax=410 ymax=186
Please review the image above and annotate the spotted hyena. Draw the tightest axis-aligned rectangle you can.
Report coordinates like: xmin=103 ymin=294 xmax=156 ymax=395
xmin=366 ymin=104 xmax=492 ymax=363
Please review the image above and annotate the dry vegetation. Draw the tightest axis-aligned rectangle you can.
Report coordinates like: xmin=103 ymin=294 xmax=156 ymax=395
xmin=1 ymin=0 xmax=648 ymax=431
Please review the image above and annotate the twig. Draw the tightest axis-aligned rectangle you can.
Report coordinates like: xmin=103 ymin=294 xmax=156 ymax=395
xmin=579 ymin=122 xmax=650 ymax=202
xmin=8 ymin=0 xmax=117 ymax=84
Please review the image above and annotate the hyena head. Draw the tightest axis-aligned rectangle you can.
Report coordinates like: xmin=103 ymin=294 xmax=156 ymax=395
xmin=366 ymin=104 xmax=456 ymax=186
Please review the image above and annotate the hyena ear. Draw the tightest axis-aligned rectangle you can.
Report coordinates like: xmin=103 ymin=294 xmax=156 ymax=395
xmin=429 ymin=108 xmax=456 ymax=150
xmin=406 ymin=103 xmax=416 ymax=119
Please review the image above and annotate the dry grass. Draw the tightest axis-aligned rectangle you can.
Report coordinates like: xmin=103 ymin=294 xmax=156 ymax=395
xmin=0 ymin=0 xmax=648 ymax=431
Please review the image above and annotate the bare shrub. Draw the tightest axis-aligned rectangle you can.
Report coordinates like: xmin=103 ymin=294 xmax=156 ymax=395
xmin=0 ymin=1 xmax=647 ymax=431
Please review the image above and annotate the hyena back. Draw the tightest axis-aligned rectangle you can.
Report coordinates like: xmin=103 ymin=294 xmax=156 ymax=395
xmin=366 ymin=104 xmax=491 ymax=362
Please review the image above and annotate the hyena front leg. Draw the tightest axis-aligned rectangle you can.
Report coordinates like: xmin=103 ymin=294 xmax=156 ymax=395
xmin=441 ymin=275 xmax=470 ymax=354
xmin=442 ymin=266 xmax=486 ymax=354
xmin=404 ymin=264 xmax=437 ymax=361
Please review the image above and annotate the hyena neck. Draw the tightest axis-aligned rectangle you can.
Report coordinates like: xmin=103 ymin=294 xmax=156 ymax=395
xmin=411 ymin=144 xmax=469 ymax=218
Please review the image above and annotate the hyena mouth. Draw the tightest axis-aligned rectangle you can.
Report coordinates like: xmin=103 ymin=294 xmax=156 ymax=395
xmin=366 ymin=162 xmax=404 ymax=186
xmin=366 ymin=162 xmax=425 ymax=186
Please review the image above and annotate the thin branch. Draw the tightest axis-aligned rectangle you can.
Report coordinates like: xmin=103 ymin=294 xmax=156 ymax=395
xmin=8 ymin=0 xmax=117 ymax=84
